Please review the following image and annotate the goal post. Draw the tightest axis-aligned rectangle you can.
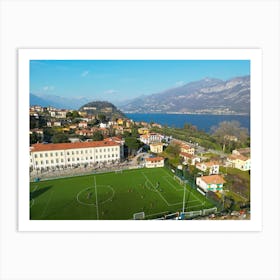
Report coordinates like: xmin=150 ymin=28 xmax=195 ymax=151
xmin=133 ymin=212 xmax=145 ymax=220
xmin=173 ymin=175 xmax=185 ymax=185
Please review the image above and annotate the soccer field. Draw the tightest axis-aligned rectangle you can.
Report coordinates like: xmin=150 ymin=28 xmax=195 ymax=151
xmin=30 ymin=167 xmax=214 ymax=220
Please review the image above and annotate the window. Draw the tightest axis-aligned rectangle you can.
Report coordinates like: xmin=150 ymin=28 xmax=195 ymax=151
xmin=112 ymin=154 xmax=114 ymax=157
xmin=41 ymin=160 xmax=43 ymax=164
xmin=81 ymin=150 xmax=83 ymax=154
xmin=56 ymin=159 xmax=59 ymax=163
xmin=72 ymin=158 xmax=75 ymax=161
xmin=96 ymin=156 xmax=98 ymax=159
xmin=34 ymin=154 xmax=38 ymax=158
xmin=45 ymin=153 xmax=48 ymax=157
xmin=68 ymin=158 xmax=70 ymax=162
xmin=85 ymin=150 xmax=88 ymax=154
xmin=61 ymin=159 xmax=64 ymax=162
xmin=77 ymin=158 xmax=79 ymax=161
xmin=61 ymin=152 xmax=63 ymax=156
xmin=76 ymin=151 xmax=79 ymax=154
xmin=100 ymin=155 xmax=102 ymax=159
xmin=90 ymin=157 xmax=93 ymax=160
xmin=55 ymin=152 xmax=58 ymax=156
xmin=103 ymin=149 xmax=106 ymax=152
xmin=50 ymin=153 xmax=53 ymax=157
xmin=35 ymin=161 xmax=38 ymax=165
xmin=72 ymin=151 xmax=74 ymax=155
xmin=46 ymin=160 xmax=49 ymax=164
xmin=67 ymin=152 xmax=70 ymax=155
xmin=40 ymin=154 xmax=43 ymax=158
xmin=99 ymin=149 xmax=102 ymax=152
xmin=104 ymin=155 xmax=106 ymax=158
xmin=51 ymin=160 xmax=54 ymax=163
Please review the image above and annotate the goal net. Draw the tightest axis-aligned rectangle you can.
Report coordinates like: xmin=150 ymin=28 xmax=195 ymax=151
xmin=173 ymin=175 xmax=184 ymax=185
xmin=133 ymin=212 xmax=145 ymax=220
xmin=115 ymin=169 xmax=123 ymax=174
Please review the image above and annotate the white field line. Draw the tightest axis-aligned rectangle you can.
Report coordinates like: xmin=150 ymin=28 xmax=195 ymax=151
xmin=94 ymin=176 xmax=99 ymax=220
xmin=41 ymin=191 xmax=54 ymax=218
xmin=162 ymin=169 xmax=204 ymax=204
xmin=162 ymin=176 xmax=183 ymax=192
xmin=185 ymin=203 xmax=204 ymax=210
xmin=141 ymin=173 xmax=170 ymax=206
xmin=32 ymin=185 xmax=39 ymax=193
xmin=30 ymin=199 xmax=35 ymax=208
xmin=30 ymin=185 xmax=38 ymax=208
xmin=76 ymin=185 xmax=115 ymax=206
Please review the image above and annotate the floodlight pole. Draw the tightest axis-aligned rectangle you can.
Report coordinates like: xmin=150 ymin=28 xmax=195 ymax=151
xmin=182 ymin=184 xmax=186 ymax=214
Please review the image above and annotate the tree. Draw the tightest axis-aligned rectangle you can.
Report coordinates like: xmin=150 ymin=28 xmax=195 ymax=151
xmin=43 ymin=128 xmax=54 ymax=143
xmin=211 ymin=121 xmax=249 ymax=152
xmin=51 ymin=133 xmax=70 ymax=143
xmin=125 ymin=137 xmax=142 ymax=156
xmin=97 ymin=114 xmax=106 ymax=123
xmin=164 ymin=143 xmax=180 ymax=158
xmin=92 ymin=131 xmax=104 ymax=141
xmin=30 ymin=133 xmax=39 ymax=144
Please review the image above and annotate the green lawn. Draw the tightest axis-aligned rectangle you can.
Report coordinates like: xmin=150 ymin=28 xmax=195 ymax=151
xmin=30 ymin=167 xmax=214 ymax=220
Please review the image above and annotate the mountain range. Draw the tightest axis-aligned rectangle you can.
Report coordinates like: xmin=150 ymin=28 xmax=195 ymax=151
xmin=119 ymin=76 xmax=250 ymax=115
xmin=30 ymin=93 xmax=92 ymax=110
xmin=30 ymin=75 xmax=250 ymax=115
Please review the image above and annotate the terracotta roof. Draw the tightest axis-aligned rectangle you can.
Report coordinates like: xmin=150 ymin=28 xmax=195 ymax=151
xmin=204 ymin=161 xmax=219 ymax=167
xmin=228 ymin=154 xmax=249 ymax=161
xmin=180 ymin=152 xmax=194 ymax=158
xmin=30 ymin=141 xmax=119 ymax=152
xmin=200 ymin=175 xmax=225 ymax=184
xmin=145 ymin=157 xmax=164 ymax=162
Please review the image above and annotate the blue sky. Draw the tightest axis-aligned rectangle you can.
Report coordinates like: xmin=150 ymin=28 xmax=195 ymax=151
xmin=30 ymin=60 xmax=250 ymax=102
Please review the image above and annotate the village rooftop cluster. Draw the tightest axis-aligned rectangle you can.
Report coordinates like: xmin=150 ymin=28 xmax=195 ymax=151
xmin=30 ymin=105 xmax=251 ymax=197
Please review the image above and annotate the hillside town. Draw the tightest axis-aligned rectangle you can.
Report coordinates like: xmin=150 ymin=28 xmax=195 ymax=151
xmin=30 ymin=104 xmax=251 ymax=219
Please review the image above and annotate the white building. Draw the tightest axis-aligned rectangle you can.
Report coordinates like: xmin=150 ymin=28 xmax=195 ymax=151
xmin=196 ymin=161 xmax=219 ymax=175
xmin=30 ymin=140 xmax=121 ymax=170
xmin=196 ymin=175 xmax=225 ymax=193
xmin=140 ymin=133 xmax=164 ymax=145
xmin=145 ymin=157 xmax=165 ymax=168
xmin=227 ymin=154 xmax=251 ymax=171
xmin=180 ymin=152 xmax=200 ymax=165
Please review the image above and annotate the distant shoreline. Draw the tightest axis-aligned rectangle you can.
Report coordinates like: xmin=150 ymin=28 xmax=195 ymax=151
xmin=125 ymin=113 xmax=250 ymax=133
xmin=124 ymin=112 xmax=250 ymax=116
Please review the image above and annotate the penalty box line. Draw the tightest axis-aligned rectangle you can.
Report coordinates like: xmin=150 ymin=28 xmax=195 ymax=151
xmin=141 ymin=173 xmax=170 ymax=206
xmin=162 ymin=176 xmax=183 ymax=192
xmin=162 ymin=169 xmax=205 ymax=205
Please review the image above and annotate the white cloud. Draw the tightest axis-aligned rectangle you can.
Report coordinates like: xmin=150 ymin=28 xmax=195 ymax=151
xmin=43 ymin=85 xmax=55 ymax=91
xmin=175 ymin=81 xmax=185 ymax=87
xmin=104 ymin=89 xmax=118 ymax=94
xmin=81 ymin=70 xmax=89 ymax=77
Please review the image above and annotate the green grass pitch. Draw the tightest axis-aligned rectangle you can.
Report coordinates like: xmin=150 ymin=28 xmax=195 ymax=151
xmin=30 ymin=167 xmax=214 ymax=220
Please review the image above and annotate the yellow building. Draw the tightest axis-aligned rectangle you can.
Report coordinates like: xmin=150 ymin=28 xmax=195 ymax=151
xmin=150 ymin=142 xmax=164 ymax=154
xmin=138 ymin=127 xmax=150 ymax=135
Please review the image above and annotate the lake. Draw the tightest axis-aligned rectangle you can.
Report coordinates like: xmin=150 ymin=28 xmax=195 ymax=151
xmin=125 ymin=113 xmax=250 ymax=133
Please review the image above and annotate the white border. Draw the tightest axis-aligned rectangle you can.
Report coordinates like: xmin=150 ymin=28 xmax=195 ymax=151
xmin=18 ymin=48 xmax=262 ymax=231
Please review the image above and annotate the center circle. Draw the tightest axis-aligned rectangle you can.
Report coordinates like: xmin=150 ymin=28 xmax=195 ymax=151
xmin=76 ymin=185 xmax=115 ymax=206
